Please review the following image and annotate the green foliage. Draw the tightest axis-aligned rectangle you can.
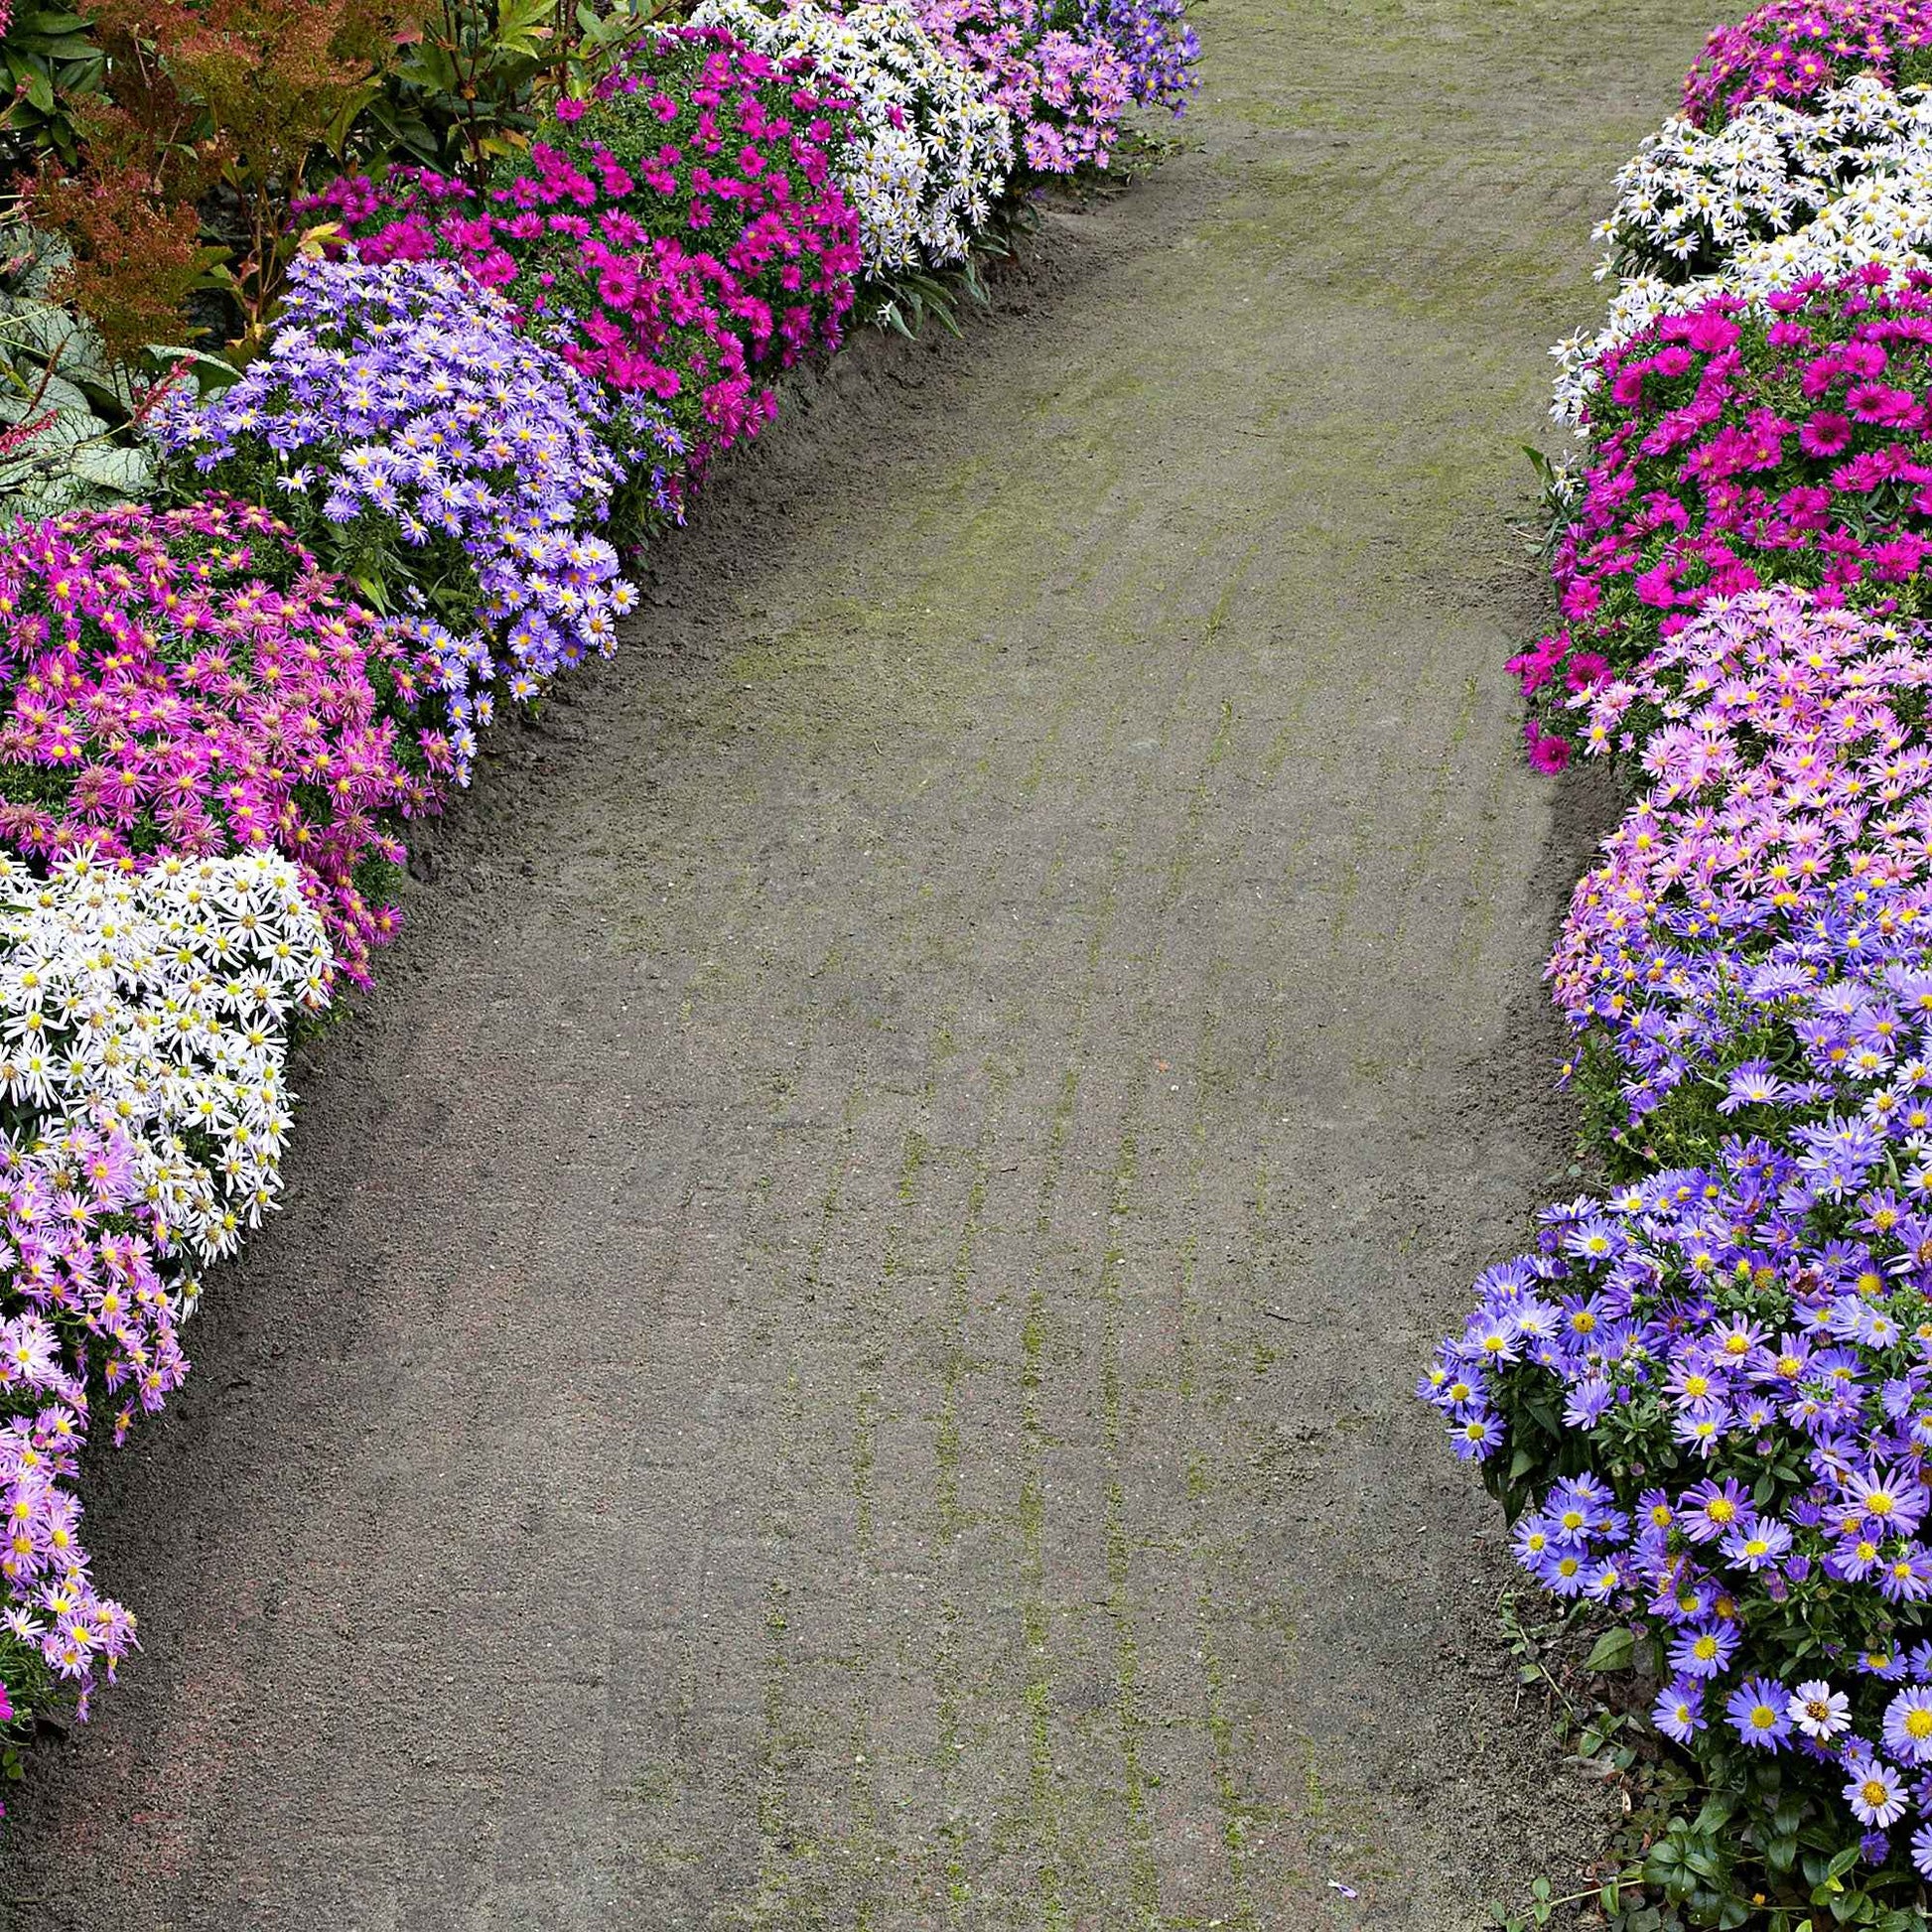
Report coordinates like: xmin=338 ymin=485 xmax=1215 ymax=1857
xmin=349 ymin=0 xmax=675 ymax=176
xmin=1489 ymin=1598 xmax=1932 ymax=1928
xmin=0 ymin=223 xmax=171 ymax=518
xmin=156 ymin=430 xmax=483 ymax=632
xmin=0 ymin=6 xmax=105 ymax=171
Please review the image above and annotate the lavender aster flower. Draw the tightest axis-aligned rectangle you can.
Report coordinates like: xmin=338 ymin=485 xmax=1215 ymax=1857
xmin=1727 ymin=1675 xmax=1793 ymax=1747
xmin=151 ymin=258 xmax=638 ymax=760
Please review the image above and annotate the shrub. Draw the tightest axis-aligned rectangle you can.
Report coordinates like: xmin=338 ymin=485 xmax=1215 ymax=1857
xmin=912 ymin=0 xmax=1129 ymax=175
xmin=687 ymin=0 xmax=1015 ymax=272
xmin=1435 ymin=591 xmax=1932 ymax=1888
xmin=1552 ymin=592 xmax=1932 ymax=1170
xmin=1683 ymin=0 xmax=1932 ymax=130
xmin=0 ymin=496 xmax=445 ymax=982
xmin=1516 ymin=268 xmax=1932 ymax=766
xmin=25 ymin=0 xmax=416 ymax=353
xmin=0 ymin=223 xmax=192 ymax=521
xmin=1430 ymin=1123 xmax=1932 ymax=1890
xmin=1552 ymin=78 xmax=1932 ymax=428
xmin=1079 ymin=0 xmax=1196 ymax=114
xmin=0 ymin=2 xmax=108 ymax=174
xmin=152 ymin=254 xmax=636 ymax=772
xmin=306 ymin=26 xmax=864 ymax=505
xmin=0 ymin=847 xmax=331 ymax=1729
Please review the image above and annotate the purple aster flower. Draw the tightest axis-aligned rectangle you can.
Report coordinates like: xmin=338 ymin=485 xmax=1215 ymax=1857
xmin=1848 ymin=1464 xmax=1929 ymax=1538
xmin=1669 ymin=1622 xmax=1739 ymax=1679
xmin=1882 ymin=1686 xmax=1932 ymax=1764
xmin=1449 ymin=1413 xmax=1503 ymax=1460
xmin=1681 ymin=1476 xmax=1752 ymax=1541
xmin=1721 ymin=1515 xmax=1793 ymax=1572
xmin=1653 ymin=1678 xmax=1706 ymax=1742
xmin=1845 ymin=1752 xmax=1910 ymax=1827
xmin=1727 ymin=1675 xmax=1793 ymax=1748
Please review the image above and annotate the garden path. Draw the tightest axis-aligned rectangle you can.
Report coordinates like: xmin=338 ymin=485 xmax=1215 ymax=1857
xmin=4 ymin=1 xmax=1704 ymax=1925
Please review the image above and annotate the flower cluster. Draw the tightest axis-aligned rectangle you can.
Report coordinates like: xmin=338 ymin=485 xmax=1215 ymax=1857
xmin=913 ymin=0 xmax=1130 ymax=175
xmin=151 ymin=257 xmax=638 ymax=761
xmin=0 ymin=851 xmax=334 ymax=1315
xmin=1598 ymin=80 xmax=1929 ymax=277
xmin=1080 ymin=0 xmax=1198 ymax=114
xmin=1516 ymin=268 xmax=1932 ymax=767
xmin=0 ymin=1119 xmax=147 ymax=1716
xmin=0 ymin=498 xmax=443 ymax=984
xmin=1444 ymin=0 xmax=1932 ymax=1896
xmin=688 ymin=0 xmax=1015 ymax=272
xmin=1682 ymin=0 xmax=1932 ymax=129
xmin=1554 ymin=79 xmax=1932 ymax=425
xmin=1552 ymin=593 xmax=1932 ymax=1158
xmin=0 ymin=849 xmax=328 ymax=1721
xmin=1429 ymin=1134 xmax=1932 ymax=1873
xmin=307 ymin=28 xmax=864 ymax=495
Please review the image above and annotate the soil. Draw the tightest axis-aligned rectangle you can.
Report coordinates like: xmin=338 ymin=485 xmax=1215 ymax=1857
xmin=0 ymin=0 xmax=1710 ymax=1925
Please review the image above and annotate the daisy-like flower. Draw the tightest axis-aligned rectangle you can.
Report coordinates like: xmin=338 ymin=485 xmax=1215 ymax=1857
xmin=153 ymin=259 xmax=634 ymax=733
xmin=690 ymin=0 xmax=1016 ymax=270
xmin=1788 ymin=1678 xmax=1853 ymax=1739
xmin=1883 ymin=1685 xmax=1932 ymax=1764
xmin=1727 ymin=1675 xmax=1794 ymax=1748
xmin=1844 ymin=1752 xmax=1910 ymax=1827
xmin=1653 ymin=1678 xmax=1707 ymax=1741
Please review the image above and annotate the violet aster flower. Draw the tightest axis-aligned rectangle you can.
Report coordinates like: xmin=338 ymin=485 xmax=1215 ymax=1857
xmin=1654 ymin=1678 xmax=1707 ymax=1741
xmin=1727 ymin=1675 xmax=1794 ymax=1747
xmin=1845 ymin=1752 xmax=1911 ymax=1827
xmin=1882 ymin=1686 xmax=1932 ymax=1763
xmin=153 ymin=258 xmax=635 ymax=748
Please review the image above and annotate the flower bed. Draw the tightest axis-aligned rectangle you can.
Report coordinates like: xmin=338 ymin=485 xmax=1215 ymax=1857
xmin=1436 ymin=0 xmax=1932 ymax=1910
xmin=304 ymin=27 xmax=867 ymax=515
xmin=0 ymin=0 xmax=1201 ymax=1800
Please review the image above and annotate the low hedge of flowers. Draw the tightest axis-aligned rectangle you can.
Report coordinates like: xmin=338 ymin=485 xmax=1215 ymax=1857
xmin=0 ymin=0 xmax=1199 ymax=1814
xmin=1431 ymin=0 xmax=1932 ymax=1917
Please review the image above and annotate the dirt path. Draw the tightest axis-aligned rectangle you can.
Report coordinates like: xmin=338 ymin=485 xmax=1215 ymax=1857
xmin=1 ymin=3 xmax=1704 ymax=1926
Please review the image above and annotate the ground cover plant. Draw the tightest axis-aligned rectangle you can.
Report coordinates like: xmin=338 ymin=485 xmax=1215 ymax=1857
xmin=1435 ymin=0 xmax=1932 ymax=1920
xmin=0 ymin=0 xmax=1204 ymax=1812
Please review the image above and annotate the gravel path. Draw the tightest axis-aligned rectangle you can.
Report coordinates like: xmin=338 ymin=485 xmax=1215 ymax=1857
xmin=2 ymin=2 xmax=1706 ymax=1926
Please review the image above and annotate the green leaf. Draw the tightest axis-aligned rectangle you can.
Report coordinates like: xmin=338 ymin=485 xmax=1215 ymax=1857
xmin=1691 ymin=1794 xmax=1736 ymax=1836
xmin=22 ymin=69 xmax=55 ymax=112
xmin=1584 ymin=1626 xmax=1634 ymax=1673
xmin=1825 ymin=1845 xmax=1862 ymax=1880
xmin=144 ymin=345 xmax=244 ymax=395
xmin=68 ymin=443 xmax=151 ymax=492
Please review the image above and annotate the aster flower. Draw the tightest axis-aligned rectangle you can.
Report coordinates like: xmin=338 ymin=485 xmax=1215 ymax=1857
xmin=1682 ymin=0 xmax=1932 ymax=127
xmin=912 ymin=0 xmax=1130 ymax=174
xmin=152 ymin=259 xmax=633 ymax=736
xmin=1789 ymin=1677 xmax=1853 ymax=1738
xmin=1844 ymin=1751 xmax=1911 ymax=1826
xmin=1727 ymin=1674 xmax=1795 ymax=1746
xmin=688 ymin=0 xmax=1016 ymax=271
xmin=1882 ymin=1684 xmax=1932 ymax=1762
xmin=0 ymin=498 xmax=440 ymax=984
xmin=1654 ymin=1678 xmax=1708 ymax=1741
xmin=302 ymin=30 xmax=863 ymax=499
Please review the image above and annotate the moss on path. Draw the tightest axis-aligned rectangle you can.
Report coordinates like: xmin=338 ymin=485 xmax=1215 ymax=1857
xmin=3 ymin=2 xmax=1705 ymax=1925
